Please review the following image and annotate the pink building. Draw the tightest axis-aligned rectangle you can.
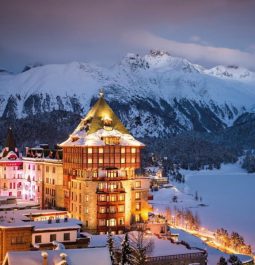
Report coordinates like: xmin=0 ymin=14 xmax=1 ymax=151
xmin=0 ymin=128 xmax=23 ymax=198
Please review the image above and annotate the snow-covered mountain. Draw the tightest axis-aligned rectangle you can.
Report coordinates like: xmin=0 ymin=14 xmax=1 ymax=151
xmin=1 ymin=50 xmax=255 ymax=138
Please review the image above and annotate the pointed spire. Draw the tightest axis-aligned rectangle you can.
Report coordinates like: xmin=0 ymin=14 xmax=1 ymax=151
xmin=5 ymin=127 xmax=16 ymax=151
xmin=99 ymin=88 xmax=104 ymax=98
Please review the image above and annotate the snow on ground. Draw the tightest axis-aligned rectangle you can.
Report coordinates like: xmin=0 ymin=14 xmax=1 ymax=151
xmin=179 ymin=162 xmax=255 ymax=250
xmin=172 ymin=228 xmax=251 ymax=265
xmin=150 ymin=161 xmax=255 ymax=263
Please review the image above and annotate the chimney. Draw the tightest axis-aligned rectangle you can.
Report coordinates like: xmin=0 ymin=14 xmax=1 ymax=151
xmin=41 ymin=251 xmax=48 ymax=265
xmin=60 ymin=253 xmax=68 ymax=265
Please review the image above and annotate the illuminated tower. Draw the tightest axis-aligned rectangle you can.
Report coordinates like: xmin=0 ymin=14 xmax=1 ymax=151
xmin=60 ymin=91 xmax=151 ymax=234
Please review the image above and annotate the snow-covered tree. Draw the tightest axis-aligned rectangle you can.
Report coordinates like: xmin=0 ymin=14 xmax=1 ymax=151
xmin=107 ymin=233 xmax=116 ymax=265
xmin=129 ymin=227 xmax=154 ymax=265
xmin=120 ymin=233 xmax=132 ymax=265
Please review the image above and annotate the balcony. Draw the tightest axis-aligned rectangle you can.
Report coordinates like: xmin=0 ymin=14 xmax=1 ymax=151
xmin=97 ymin=225 xmax=126 ymax=232
xmin=92 ymin=176 xmax=128 ymax=181
xmin=97 ymin=212 xmax=125 ymax=219
xmin=97 ymin=200 xmax=125 ymax=206
xmin=96 ymin=188 xmax=126 ymax=194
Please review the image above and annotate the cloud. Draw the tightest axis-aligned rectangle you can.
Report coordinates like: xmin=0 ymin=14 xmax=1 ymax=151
xmin=123 ymin=31 xmax=255 ymax=70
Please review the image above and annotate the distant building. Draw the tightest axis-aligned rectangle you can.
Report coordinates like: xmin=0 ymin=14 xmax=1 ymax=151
xmin=0 ymin=128 xmax=23 ymax=198
xmin=23 ymin=145 xmax=63 ymax=209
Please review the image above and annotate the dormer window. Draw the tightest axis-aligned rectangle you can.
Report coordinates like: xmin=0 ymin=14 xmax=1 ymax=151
xmin=102 ymin=115 xmax=113 ymax=131
xmin=102 ymin=137 xmax=120 ymax=145
xmin=102 ymin=116 xmax=112 ymax=126
xmin=71 ymin=136 xmax=79 ymax=142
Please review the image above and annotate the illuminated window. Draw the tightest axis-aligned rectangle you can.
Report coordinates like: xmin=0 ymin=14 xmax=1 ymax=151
xmin=107 ymin=171 xmax=117 ymax=178
xmin=108 ymin=219 xmax=116 ymax=227
xmin=88 ymin=148 xmax=93 ymax=154
xmin=121 ymin=147 xmax=125 ymax=154
xmin=85 ymin=207 xmax=89 ymax=214
xmin=99 ymin=207 xmax=106 ymax=213
xmin=98 ymin=182 xmax=104 ymax=190
xmin=121 ymin=158 xmax=125 ymax=164
xmin=99 ymin=158 xmax=103 ymax=164
xmin=135 ymin=192 xmax=141 ymax=200
xmin=118 ymin=205 xmax=125 ymax=213
xmin=103 ymin=137 xmax=120 ymax=145
xmin=119 ymin=194 xmax=125 ymax=201
xmin=135 ymin=181 xmax=141 ymax=188
xmin=88 ymin=158 xmax=92 ymax=164
xmin=99 ymin=219 xmax=106 ymax=226
xmin=99 ymin=195 xmax=106 ymax=201
xmin=85 ymin=195 xmax=89 ymax=202
xmin=136 ymin=202 xmax=141 ymax=210
xmin=131 ymin=148 xmax=136 ymax=153
xmin=109 ymin=206 xmax=116 ymax=213
xmin=110 ymin=195 xmax=117 ymax=202
xmin=99 ymin=148 xmax=104 ymax=154
xmin=131 ymin=157 xmax=136 ymax=163
xmin=135 ymin=214 xmax=141 ymax=222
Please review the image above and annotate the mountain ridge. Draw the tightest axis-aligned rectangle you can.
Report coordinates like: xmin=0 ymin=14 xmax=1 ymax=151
xmin=0 ymin=51 xmax=255 ymax=139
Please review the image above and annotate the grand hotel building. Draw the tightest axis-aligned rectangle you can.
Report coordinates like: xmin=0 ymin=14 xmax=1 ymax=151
xmin=0 ymin=92 xmax=151 ymax=234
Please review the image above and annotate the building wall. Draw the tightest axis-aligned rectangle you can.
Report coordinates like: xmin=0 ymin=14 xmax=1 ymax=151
xmin=23 ymin=159 xmax=43 ymax=204
xmin=32 ymin=229 xmax=78 ymax=245
xmin=0 ymin=227 xmax=32 ymax=264
xmin=43 ymin=160 xmax=63 ymax=209
xmin=70 ymin=178 xmax=98 ymax=232
xmin=131 ymin=177 xmax=152 ymax=222
xmin=0 ymin=163 xmax=23 ymax=198
xmin=22 ymin=158 xmax=63 ymax=209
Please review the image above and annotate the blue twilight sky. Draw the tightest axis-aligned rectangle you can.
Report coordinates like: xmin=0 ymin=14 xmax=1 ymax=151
xmin=0 ymin=0 xmax=255 ymax=72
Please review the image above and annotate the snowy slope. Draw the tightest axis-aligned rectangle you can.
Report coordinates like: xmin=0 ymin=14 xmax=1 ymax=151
xmin=0 ymin=50 xmax=255 ymax=137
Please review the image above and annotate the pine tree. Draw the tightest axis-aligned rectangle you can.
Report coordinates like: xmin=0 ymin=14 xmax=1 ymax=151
xmin=121 ymin=233 xmax=132 ymax=265
xmin=228 ymin=255 xmax=242 ymax=265
xmin=217 ymin=257 xmax=227 ymax=265
xmin=107 ymin=233 xmax=115 ymax=265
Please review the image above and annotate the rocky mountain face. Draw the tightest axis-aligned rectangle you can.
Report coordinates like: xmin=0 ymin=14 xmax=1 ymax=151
xmin=0 ymin=50 xmax=255 ymax=149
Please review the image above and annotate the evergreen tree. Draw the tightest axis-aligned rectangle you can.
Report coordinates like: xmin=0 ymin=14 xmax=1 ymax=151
xmin=228 ymin=255 xmax=242 ymax=265
xmin=121 ymin=233 xmax=132 ymax=265
xmin=107 ymin=233 xmax=116 ymax=264
xmin=217 ymin=257 xmax=227 ymax=265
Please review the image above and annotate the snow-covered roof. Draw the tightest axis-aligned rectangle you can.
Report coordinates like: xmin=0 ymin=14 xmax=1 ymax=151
xmin=61 ymin=128 xmax=144 ymax=147
xmin=60 ymin=94 xmax=144 ymax=147
xmin=5 ymin=247 xmax=112 ymax=265
xmin=33 ymin=218 xmax=82 ymax=231
xmin=0 ymin=209 xmax=74 ymax=229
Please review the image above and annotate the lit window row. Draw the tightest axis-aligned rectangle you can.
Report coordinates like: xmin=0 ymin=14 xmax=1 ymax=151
xmin=98 ymin=194 xmax=125 ymax=201
xmin=98 ymin=205 xmax=125 ymax=213
xmin=87 ymin=147 xmax=137 ymax=154
xmin=87 ymin=157 xmax=136 ymax=164
xmin=98 ymin=218 xmax=124 ymax=227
